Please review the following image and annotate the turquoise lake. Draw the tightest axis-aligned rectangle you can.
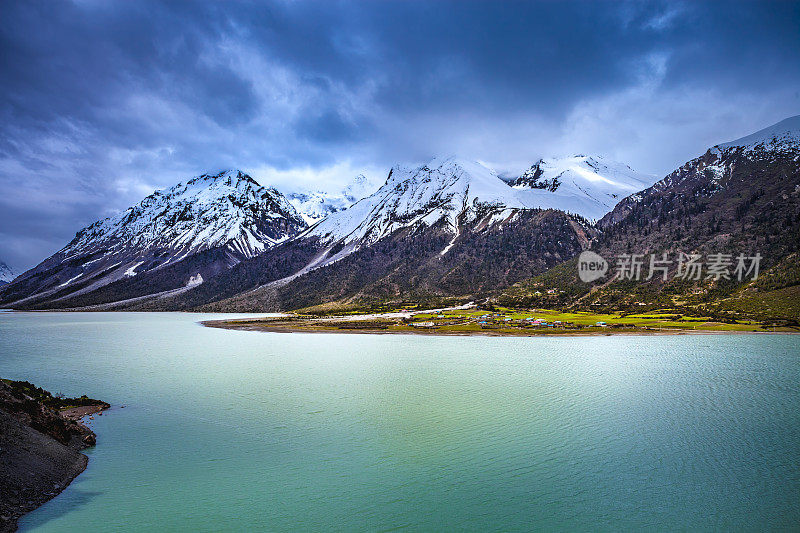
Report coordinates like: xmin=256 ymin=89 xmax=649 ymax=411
xmin=1 ymin=312 xmax=798 ymax=531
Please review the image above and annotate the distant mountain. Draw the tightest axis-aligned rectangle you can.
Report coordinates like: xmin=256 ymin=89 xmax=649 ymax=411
xmin=0 ymin=261 xmax=16 ymax=286
xmin=502 ymin=115 xmax=800 ymax=322
xmin=342 ymin=174 xmax=379 ymax=204
xmin=4 ymin=155 xmax=649 ymax=311
xmin=129 ymin=156 xmax=598 ymax=312
xmin=287 ymin=174 xmax=379 ymax=225
xmin=0 ymin=170 xmax=306 ymax=308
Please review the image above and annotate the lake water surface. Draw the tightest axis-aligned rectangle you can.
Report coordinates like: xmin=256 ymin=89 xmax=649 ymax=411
xmin=1 ymin=312 xmax=798 ymax=531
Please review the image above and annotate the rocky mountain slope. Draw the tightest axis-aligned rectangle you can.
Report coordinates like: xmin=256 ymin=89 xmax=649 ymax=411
xmin=193 ymin=209 xmax=593 ymax=312
xmin=501 ymin=115 xmax=800 ymax=322
xmin=0 ymin=170 xmax=306 ymax=308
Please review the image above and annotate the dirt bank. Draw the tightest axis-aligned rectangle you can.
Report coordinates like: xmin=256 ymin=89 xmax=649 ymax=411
xmin=0 ymin=380 xmax=108 ymax=532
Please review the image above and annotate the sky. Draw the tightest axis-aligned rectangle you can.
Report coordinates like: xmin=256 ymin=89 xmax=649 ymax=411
xmin=1 ymin=0 xmax=799 ymax=271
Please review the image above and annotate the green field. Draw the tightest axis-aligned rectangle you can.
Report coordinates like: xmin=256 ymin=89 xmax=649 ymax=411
xmin=403 ymin=306 xmax=797 ymax=333
xmin=213 ymin=307 xmax=798 ymax=335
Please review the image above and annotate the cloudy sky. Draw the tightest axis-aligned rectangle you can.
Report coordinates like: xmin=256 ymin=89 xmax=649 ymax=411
xmin=1 ymin=0 xmax=799 ymax=270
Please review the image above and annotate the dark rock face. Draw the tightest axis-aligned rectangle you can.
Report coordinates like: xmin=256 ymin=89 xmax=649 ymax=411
xmin=511 ymin=161 xmax=561 ymax=192
xmin=0 ymin=381 xmax=104 ymax=532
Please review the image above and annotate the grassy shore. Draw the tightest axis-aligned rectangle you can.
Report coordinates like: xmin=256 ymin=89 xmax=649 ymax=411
xmin=202 ymin=307 xmax=800 ymax=336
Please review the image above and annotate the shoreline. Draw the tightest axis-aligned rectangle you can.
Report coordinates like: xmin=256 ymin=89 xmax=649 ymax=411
xmin=61 ymin=404 xmax=110 ymax=422
xmin=2 ymin=308 xmax=798 ymax=336
xmin=202 ymin=319 xmax=799 ymax=337
xmin=2 ymin=308 xmax=796 ymax=336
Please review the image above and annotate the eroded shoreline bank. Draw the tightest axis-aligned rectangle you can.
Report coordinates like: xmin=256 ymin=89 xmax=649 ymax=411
xmin=0 ymin=380 xmax=109 ymax=532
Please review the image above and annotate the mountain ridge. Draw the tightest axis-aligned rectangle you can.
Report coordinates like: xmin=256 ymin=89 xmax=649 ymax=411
xmin=511 ymin=155 xmax=655 ymax=220
xmin=298 ymin=154 xmax=649 ymax=258
xmin=2 ymin=116 xmax=798 ymax=317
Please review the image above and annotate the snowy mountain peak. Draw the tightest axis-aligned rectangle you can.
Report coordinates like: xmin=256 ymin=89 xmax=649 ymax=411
xmin=194 ymin=169 xmax=258 ymax=186
xmin=717 ymin=115 xmax=800 ymax=153
xmin=0 ymin=261 xmax=16 ymax=284
xmin=342 ymin=174 xmax=377 ymax=202
xmin=300 ymin=154 xmax=656 ymax=251
xmin=4 ymin=169 xmax=309 ymax=300
xmin=70 ymin=169 xmax=306 ymax=261
xmin=510 ymin=155 xmax=657 ymax=220
xmin=300 ymin=157 xmax=528 ymax=248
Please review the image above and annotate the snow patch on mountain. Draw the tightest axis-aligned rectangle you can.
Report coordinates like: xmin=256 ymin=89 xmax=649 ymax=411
xmin=124 ymin=262 xmax=144 ymax=277
xmin=58 ymin=273 xmax=83 ymax=287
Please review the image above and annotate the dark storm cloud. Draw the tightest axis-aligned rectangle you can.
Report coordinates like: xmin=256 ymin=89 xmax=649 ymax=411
xmin=1 ymin=0 xmax=799 ymax=270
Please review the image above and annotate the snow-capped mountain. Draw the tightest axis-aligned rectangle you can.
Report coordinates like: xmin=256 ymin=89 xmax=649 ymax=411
xmin=510 ymin=155 xmax=656 ymax=220
xmin=1 ymin=170 xmax=306 ymax=305
xmin=342 ymin=174 xmax=380 ymax=203
xmin=287 ymin=190 xmax=349 ymax=225
xmin=67 ymin=170 xmax=305 ymax=261
xmin=646 ymin=115 xmax=800 ymax=200
xmin=300 ymin=156 xmax=530 ymax=249
xmin=172 ymin=156 xmax=601 ymax=312
xmin=287 ymin=174 xmax=379 ymax=224
xmin=620 ymin=115 xmax=800 ymax=213
xmin=0 ymin=261 xmax=16 ymax=285
xmin=300 ymin=155 xmax=654 ymax=249
xmin=579 ymin=116 xmax=800 ymax=317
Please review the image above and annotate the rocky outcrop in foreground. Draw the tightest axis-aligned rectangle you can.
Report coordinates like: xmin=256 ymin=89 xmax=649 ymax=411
xmin=0 ymin=379 xmax=108 ymax=532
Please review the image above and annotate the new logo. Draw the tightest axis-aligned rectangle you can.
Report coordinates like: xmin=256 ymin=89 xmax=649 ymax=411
xmin=577 ymin=251 xmax=608 ymax=282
